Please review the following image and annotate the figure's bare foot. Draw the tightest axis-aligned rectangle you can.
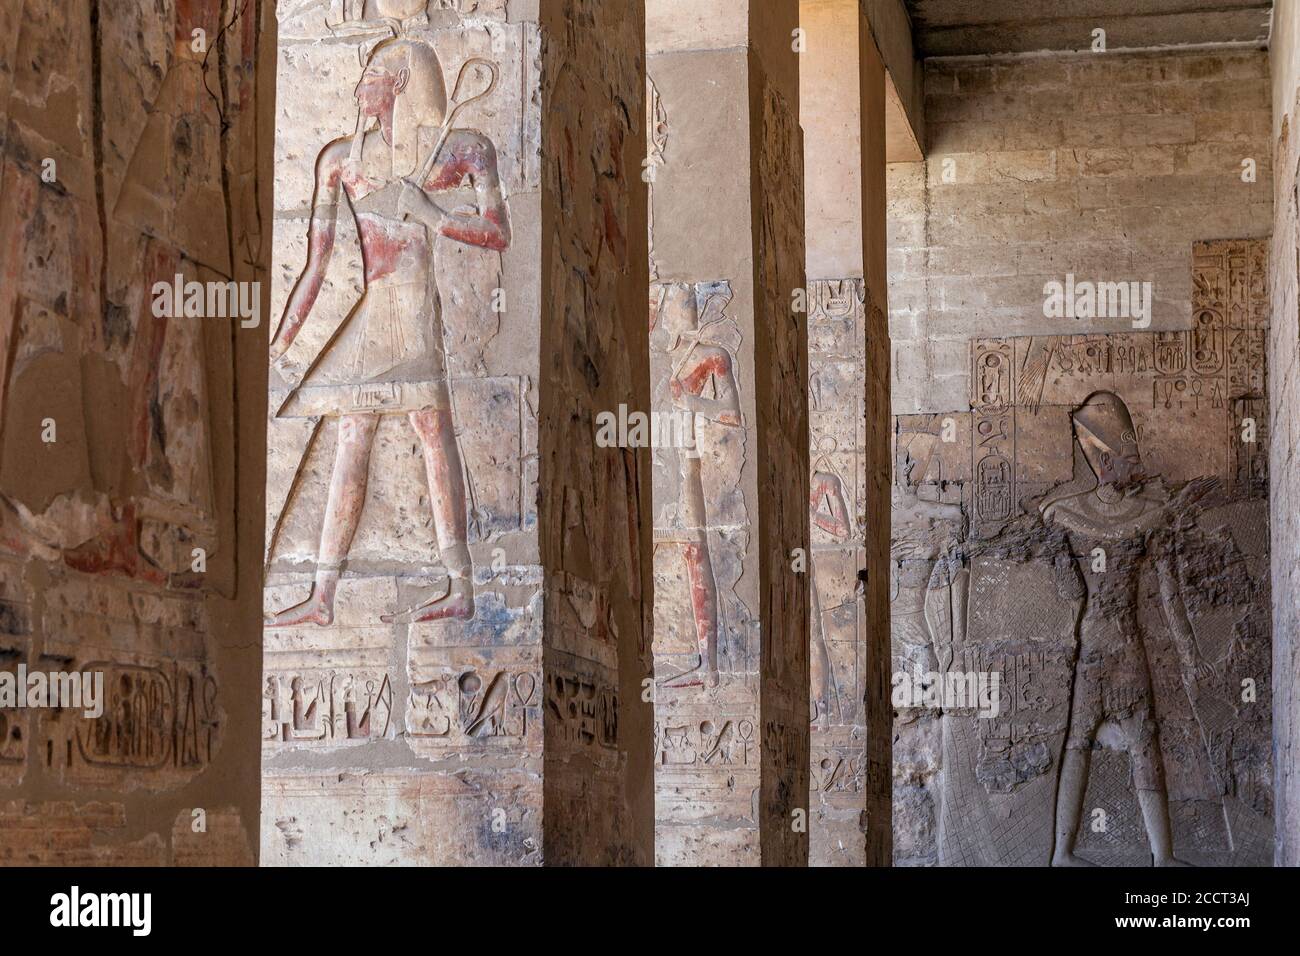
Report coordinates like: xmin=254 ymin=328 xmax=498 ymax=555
xmin=659 ymin=656 xmax=718 ymax=689
xmin=661 ymin=671 xmax=703 ymax=689
xmin=381 ymin=579 xmax=474 ymax=624
xmin=265 ymin=589 xmax=334 ymax=627
xmin=1052 ymin=852 xmax=1097 ymax=867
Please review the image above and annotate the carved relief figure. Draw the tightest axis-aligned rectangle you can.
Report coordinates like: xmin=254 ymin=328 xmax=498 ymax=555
xmin=267 ymin=39 xmax=508 ymax=626
xmin=650 ymin=281 xmax=741 ymax=688
xmin=1042 ymin=391 xmax=1213 ymax=867
xmin=909 ymin=265 xmax=1269 ymax=868
xmin=809 ymin=457 xmax=851 ymax=725
xmin=891 ymin=423 xmax=967 ymax=677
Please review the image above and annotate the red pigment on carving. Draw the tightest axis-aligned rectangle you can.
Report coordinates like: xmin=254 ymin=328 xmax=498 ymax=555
xmin=426 ymin=139 xmax=478 ymax=190
xmin=276 ymin=218 xmax=337 ymax=351
xmin=675 ymin=353 xmax=741 ymax=424
xmin=63 ymin=505 xmax=166 ymax=586
xmin=678 ymin=353 xmax=730 ymax=396
xmin=811 ymin=477 xmax=850 ymax=537
xmin=328 ymin=163 xmax=349 ymax=192
xmin=442 ymin=209 xmax=507 ymax=252
xmin=358 ymin=222 xmax=409 ymax=283
xmin=683 ymin=542 xmax=717 ymax=661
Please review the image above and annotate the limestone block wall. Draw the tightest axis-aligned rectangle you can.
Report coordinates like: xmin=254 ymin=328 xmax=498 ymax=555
xmin=889 ymin=49 xmax=1273 ymax=417
xmin=1269 ymin=0 xmax=1300 ymax=868
xmin=887 ymin=49 xmax=1275 ymax=867
xmin=0 ymin=0 xmax=271 ymax=864
xmin=263 ymin=0 xmax=651 ymax=865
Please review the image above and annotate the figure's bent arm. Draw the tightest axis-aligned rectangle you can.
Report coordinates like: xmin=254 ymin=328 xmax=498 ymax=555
xmin=425 ymin=132 xmax=510 ymax=252
xmin=271 ymin=143 xmax=344 ymax=358
xmin=673 ymin=351 xmax=741 ymax=425
xmin=811 ymin=473 xmax=852 ymax=537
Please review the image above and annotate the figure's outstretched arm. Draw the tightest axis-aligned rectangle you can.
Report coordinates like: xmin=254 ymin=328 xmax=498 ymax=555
xmin=271 ymin=143 xmax=344 ymax=360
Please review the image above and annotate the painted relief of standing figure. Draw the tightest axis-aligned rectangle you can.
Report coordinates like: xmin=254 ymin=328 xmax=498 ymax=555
xmin=1042 ymin=391 xmax=1215 ymax=867
xmin=267 ymin=38 xmax=508 ymax=626
xmin=809 ymin=457 xmax=852 ymax=726
xmin=651 ymin=282 xmax=741 ymax=689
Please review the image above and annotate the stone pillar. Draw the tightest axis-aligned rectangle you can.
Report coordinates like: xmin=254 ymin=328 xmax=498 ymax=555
xmin=263 ymin=0 xmax=651 ymax=866
xmin=1269 ymin=0 xmax=1300 ymax=868
xmin=858 ymin=9 xmax=894 ymax=869
xmin=799 ymin=0 xmax=892 ymax=868
xmin=0 ymin=0 xmax=270 ymax=863
xmin=800 ymin=0 xmax=866 ymax=868
xmin=647 ymin=0 xmax=810 ymax=866
xmin=538 ymin=0 xmax=654 ymax=866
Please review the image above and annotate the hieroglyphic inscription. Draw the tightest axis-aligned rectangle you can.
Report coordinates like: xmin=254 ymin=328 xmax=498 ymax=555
xmin=655 ymin=716 xmax=757 ymax=767
xmin=78 ymin=662 xmax=219 ymax=771
xmin=264 ymin=670 xmax=393 ymax=744
xmin=808 ymin=278 xmax=868 ymax=864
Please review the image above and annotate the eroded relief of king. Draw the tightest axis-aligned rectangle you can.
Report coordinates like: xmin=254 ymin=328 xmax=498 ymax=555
xmin=267 ymin=35 xmax=507 ymax=627
xmin=1041 ymin=391 xmax=1213 ymax=867
xmin=913 ymin=269 xmax=1274 ymax=868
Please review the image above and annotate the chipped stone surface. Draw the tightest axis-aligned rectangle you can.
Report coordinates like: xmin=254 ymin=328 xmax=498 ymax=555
xmin=172 ymin=806 xmax=256 ymax=866
xmin=892 ymin=240 xmax=1273 ymax=866
xmin=1268 ymin=16 xmax=1300 ymax=866
xmin=0 ymin=800 xmax=165 ymax=866
xmin=0 ymin=0 xmax=269 ymax=865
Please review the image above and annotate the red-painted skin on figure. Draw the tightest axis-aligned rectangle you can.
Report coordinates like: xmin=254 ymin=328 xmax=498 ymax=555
xmin=683 ymin=542 xmax=718 ymax=669
xmin=811 ymin=473 xmax=851 ymax=538
xmin=670 ymin=353 xmax=742 ymax=427
xmin=661 ymin=343 xmax=739 ymax=688
xmin=267 ymin=60 xmax=508 ymax=627
xmin=377 ymin=405 xmax=472 ymax=623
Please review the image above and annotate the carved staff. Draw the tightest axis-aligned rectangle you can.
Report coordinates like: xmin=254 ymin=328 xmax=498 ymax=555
xmin=415 ymin=57 xmax=499 ymax=186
